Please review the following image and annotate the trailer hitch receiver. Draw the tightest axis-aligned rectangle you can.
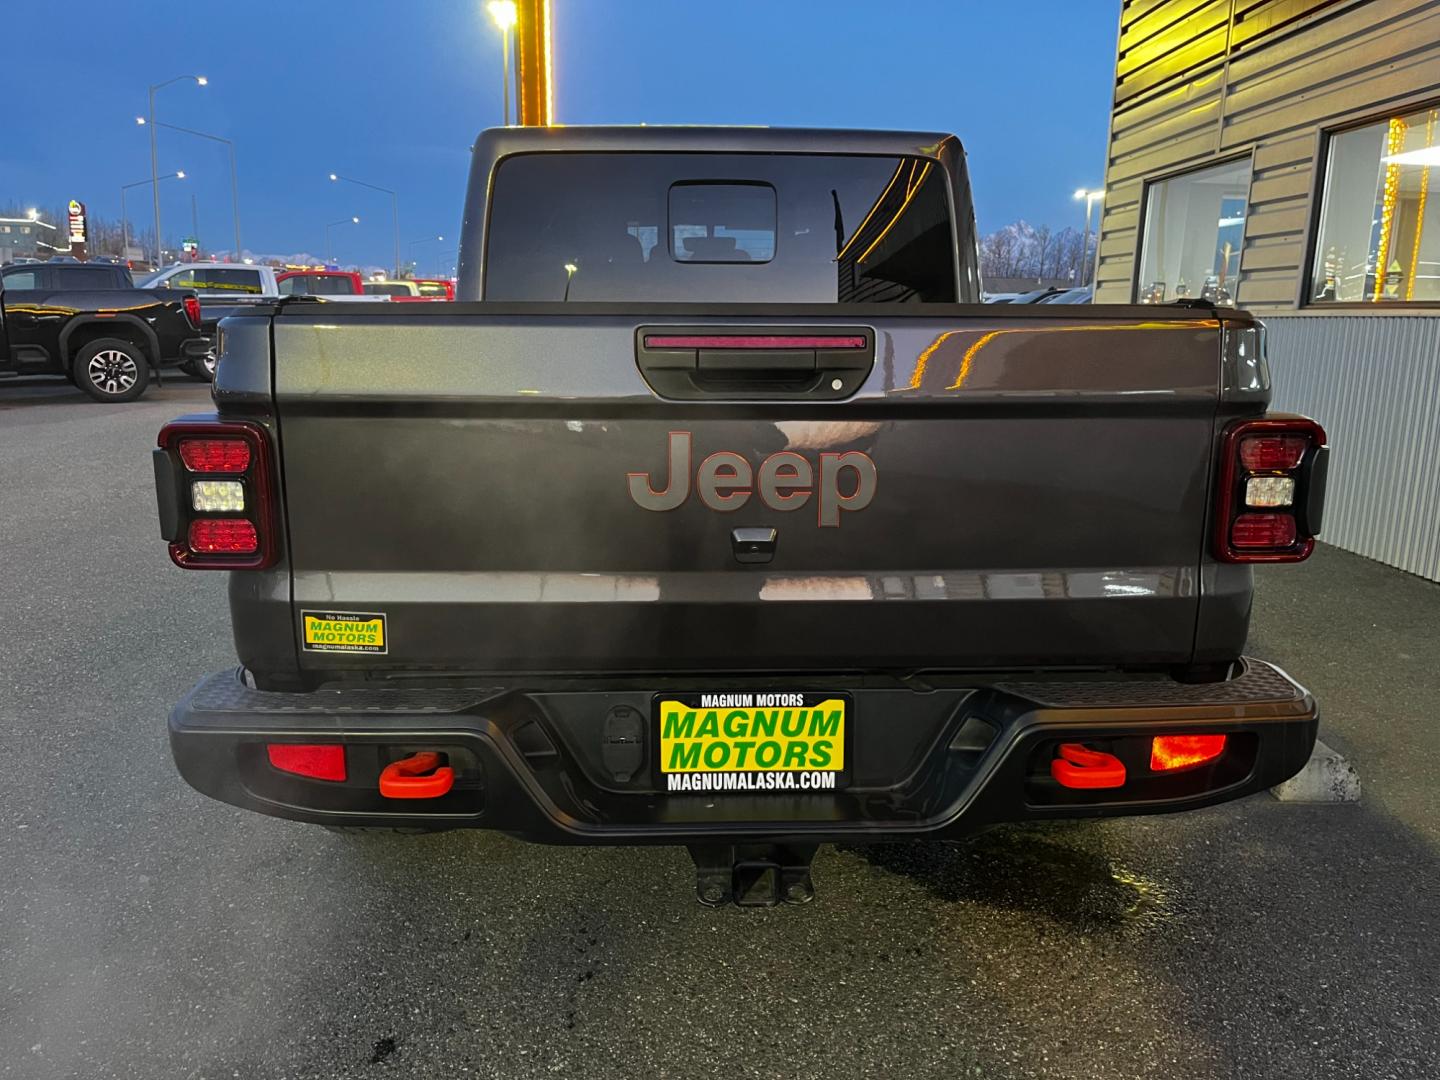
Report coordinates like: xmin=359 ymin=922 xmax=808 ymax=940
xmin=687 ymin=843 xmax=819 ymax=907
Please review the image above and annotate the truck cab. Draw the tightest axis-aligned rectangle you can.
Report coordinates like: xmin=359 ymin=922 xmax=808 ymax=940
xmin=276 ymin=270 xmax=371 ymax=299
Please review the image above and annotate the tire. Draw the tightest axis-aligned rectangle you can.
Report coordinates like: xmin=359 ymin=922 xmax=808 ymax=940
xmin=72 ymin=338 xmax=151 ymax=403
xmin=182 ymin=348 xmax=217 ymax=381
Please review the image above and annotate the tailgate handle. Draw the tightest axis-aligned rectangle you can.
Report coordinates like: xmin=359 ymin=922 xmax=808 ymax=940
xmin=637 ymin=327 xmax=874 ymax=401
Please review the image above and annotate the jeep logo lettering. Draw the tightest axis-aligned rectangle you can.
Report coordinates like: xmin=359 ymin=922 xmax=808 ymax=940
xmin=628 ymin=431 xmax=876 ymax=526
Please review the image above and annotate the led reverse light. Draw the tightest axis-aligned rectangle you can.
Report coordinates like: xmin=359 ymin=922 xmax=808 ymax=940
xmin=191 ymin=479 xmax=245 ymax=512
xmin=1244 ymin=475 xmax=1295 ymax=507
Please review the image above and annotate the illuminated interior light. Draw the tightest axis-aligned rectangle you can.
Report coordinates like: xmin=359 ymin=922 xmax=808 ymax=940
xmin=1373 ymin=117 xmax=1409 ymax=301
xmin=1406 ymin=111 xmax=1437 ymax=301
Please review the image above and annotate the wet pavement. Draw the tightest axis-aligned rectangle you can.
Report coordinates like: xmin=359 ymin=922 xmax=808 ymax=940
xmin=1 ymin=381 xmax=1437 ymax=1079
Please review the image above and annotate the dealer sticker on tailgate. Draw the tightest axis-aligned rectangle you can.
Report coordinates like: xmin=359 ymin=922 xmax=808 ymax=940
xmin=658 ymin=692 xmax=846 ymax=793
xmin=301 ymin=610 xmax=387 ymax=654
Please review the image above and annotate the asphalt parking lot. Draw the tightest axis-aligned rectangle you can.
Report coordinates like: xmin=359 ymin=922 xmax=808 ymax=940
xmin=1 ymin=379 xmax=1437 ymax=1080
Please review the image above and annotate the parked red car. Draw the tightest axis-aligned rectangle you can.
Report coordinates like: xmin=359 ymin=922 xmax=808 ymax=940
xmin=276 ymin=270 xmax=366 ymax=297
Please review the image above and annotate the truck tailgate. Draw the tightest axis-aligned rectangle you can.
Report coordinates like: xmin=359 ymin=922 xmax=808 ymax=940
xmin=271 ymin=306 xmax=1222 ymax=675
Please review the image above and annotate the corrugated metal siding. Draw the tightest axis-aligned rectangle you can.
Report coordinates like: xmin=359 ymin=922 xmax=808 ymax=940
xmin=1267 ymin=315 xmax=1440 ymax=580
xmin=1095 ymin=0 xmax=1440 ymax=309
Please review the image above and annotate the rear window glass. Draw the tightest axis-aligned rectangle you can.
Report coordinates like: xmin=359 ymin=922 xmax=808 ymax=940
xmin=485 ymin=152 xmax=956 ymax=303
xmin=364 ymin=283 xmax=410 ymax=296
xmin=3 ymin=269 xmax=38 ymax=289
xmin=415 ymin=281 xmax=449 ymax=296
xmin=167 ymin=268 xmax=263 ymax=293
xmin=54 ymin=266 xmax=129 ymax=289
xmin=669 ymin=183 xmax=776 ymax=263
xmin=306 ymin=274 xmax=356 ymax=295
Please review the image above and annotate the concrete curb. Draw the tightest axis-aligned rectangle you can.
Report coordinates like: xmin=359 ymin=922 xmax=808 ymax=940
xmin=1270 ymin=739 xmax=1361 ymax=803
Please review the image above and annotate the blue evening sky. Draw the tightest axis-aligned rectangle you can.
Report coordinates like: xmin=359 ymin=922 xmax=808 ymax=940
xmin=4 ymin=1 xmax=1117 ymax=269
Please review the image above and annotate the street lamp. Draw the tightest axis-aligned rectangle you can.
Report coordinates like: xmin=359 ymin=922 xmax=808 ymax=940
xmin=486 ymin=1 xmax=518 ymax=125
xmin=141 ymin=117 xmax=242 ymax=258
xmin=145 ymin=74 xmax=207 ymax=267
xmin=121 ymin=171 xmax=186 ymax=265
xmin=330 ymin=172 xmax=400 ymax=277
xmin=408 ymin=234 xmax=445 ymax=275
xmin=563 ymin=262 xmax=578 ymax=301
xmin=325 ymin=216 xmax=361 ymax=264
xmin=1073 ymin=187 xmax=1104 ymax=287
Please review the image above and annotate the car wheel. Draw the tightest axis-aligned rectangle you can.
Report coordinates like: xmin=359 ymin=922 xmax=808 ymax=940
xmin=181 ymin=351 xmax=216 ymax=380
xmin=72 ymin=338 xmax=151 ymax=403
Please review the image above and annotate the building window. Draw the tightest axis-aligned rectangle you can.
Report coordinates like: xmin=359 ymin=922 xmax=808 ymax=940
xmin=1136 ymin=157 xmax=1250 ymax=306
xmin=1311 ymin=105 xmax=1440 ymax=304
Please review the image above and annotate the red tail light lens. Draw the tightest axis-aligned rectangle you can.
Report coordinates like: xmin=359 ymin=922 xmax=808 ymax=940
xmin=643 ymin=334 xmax=868 ymax=349
xmin=1214 ymin=416 xmax=1326 ymax=563
xmin=183 ymin=294 xmax=202 ymax=329
xmin=1231 ymin=513 xmax=1297 ymax=549
xmin=178 ymin=438 xmax=251 ymax=472
xmin=1150 ymin=734 xmax=1227 ymax=771
xmin=189 ymin=518 xmax=258 ymax=553
xmin=1238 ymin=434 xmax=1307 ymax=471
xmin=267 ymin=744 xmax=347 ymax=781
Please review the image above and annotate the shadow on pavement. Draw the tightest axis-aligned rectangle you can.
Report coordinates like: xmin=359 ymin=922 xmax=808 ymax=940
xmin=840 ymin=824 xmax=1168 ymax=931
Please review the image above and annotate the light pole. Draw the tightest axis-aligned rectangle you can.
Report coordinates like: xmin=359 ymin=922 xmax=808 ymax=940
xmin=1073 ymin=187 xmax=1104 ymax=287
xmin=141 ymin=117 xmax=241 ymax=258
xmin=325 ymin=217 xmax=360 ymax=264
xmin=146 ymin=74 xmax=207 ymax=267
xmin=330 ymin=173 xmax=400 ymax=277
xmin=408 ymin=234 xmax=445 ymax=276
xmin=121 ymin=171 xmax=185 ymax=265
xmin=486 ymin=1 xmax=517 ymax=125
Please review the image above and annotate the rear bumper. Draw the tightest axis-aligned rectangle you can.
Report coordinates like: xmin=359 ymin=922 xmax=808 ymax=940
xmin=169 ymin=659 xmax=1317 ymax=843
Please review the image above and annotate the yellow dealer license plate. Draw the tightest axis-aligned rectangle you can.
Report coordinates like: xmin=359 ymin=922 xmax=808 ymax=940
xmin=657 ymin=692 xmax=847 ymax=794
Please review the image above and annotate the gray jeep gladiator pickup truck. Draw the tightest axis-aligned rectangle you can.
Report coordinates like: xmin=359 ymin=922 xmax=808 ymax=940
xmin=157 ymin=127 xmax=1328 ymax=906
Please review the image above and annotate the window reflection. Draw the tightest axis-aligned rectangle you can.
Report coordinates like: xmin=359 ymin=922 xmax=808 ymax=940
xmin=1311 ymin=106 xmax=1440 ymax=304
xmin=1136 ymin=158 xmax=1250 ymax=306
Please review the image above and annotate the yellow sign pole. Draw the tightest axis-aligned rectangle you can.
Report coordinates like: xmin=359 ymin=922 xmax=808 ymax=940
xmin=515 ymin=0 xmax=554 ymax=126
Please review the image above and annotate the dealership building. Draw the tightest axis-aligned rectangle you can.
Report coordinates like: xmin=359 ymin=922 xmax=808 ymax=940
xmin=1095 ymin=0 xmax=1440 ymax=580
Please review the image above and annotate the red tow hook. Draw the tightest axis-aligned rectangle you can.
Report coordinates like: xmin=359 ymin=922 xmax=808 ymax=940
xmin=1051 ymin=742 xmax=1127 ymax=789
xmin=379 ymin=752 xmax=455 ymax=799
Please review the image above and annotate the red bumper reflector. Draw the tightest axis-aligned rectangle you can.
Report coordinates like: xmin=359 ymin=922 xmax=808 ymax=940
xmin=178 ymin=438 xmax=251 ymax=472
xmin=1151 ymin=734 xmax=1227 ymax=771
xmin=267 ymin=743 xmax=346 ymax=781
xmin=1231 ymin=512 xmax=1297 ymax=549
xmin=188 ymin=518 xmax=258 ymax=553
xmin=1051 ymin=742 xmax=1127 ymax=789
xmin=379 ymin=751 xmax=455 ymax=799
xmin=643 ymin=334 xmax=867 ymax=350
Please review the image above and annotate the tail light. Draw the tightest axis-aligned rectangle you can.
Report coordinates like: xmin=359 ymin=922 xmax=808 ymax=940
xmin=1214 ymin=416 xmax=1328 ymax=563
xmin=156 ymin=420 xmax=277 ymax=569
xmin=182 ymin=294 xmax=202 ymax=329
xmin=267 ymin=744 xmax=346 ymax=781
xmin=1151 ymin=734 xmax=1227 ymax=771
